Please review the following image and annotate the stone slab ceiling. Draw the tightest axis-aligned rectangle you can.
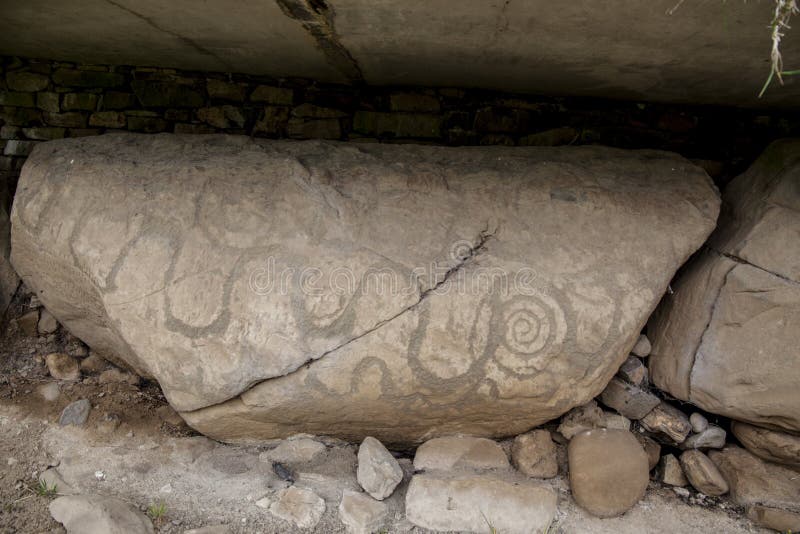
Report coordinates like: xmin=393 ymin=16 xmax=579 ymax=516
xmin=1 ymin=0 xmax=799 ymax=107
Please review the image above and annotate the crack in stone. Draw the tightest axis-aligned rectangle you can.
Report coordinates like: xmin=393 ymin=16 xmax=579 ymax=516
xmin=711 ymin=247 xmax=800 ymax=287
xmin=274 ymin=0 xmax=364 ymax=83
xmin=184 ymin=229 xmax=495 ymax=413
xmin=103 ymin=0 xmax=233 ymax=72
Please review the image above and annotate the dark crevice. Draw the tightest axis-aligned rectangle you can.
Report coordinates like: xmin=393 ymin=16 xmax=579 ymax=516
xmin=103 ymin=0 xmax=233 ymax=72
xmin=274 ymin=0 xmax=364 ymax=84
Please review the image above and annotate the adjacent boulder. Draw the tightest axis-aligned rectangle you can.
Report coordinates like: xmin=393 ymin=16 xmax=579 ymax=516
xmin=568 ymin=429 xmax=649 ymax=517
xmin=649 ymin=139 xmax=800 ymax=433
xmin=405 ymin=473 xmax=556 ymax=533
xmin=0 ymin=175 xmax=19 ymax=317
xmin=731 ymin=421 xmax=800 ymax=468
xmin=49 ymin=494 xmax=154 ymax=534
xmin=11 ymin=134 xmax=719 ymax=444
xmin=709 ymin=447 xmax=800 ymax=514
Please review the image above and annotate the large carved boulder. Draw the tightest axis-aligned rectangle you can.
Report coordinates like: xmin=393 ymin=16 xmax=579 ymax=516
xmin=649 ymin=139 xmax=800 ymax=433
xmin=11 ymin=134 xmax=718 ymax=444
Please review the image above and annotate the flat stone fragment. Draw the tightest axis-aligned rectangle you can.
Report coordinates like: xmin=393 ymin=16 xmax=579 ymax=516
xmin=338 ymin=490 xmax=387 ymax=534
xmin=640 ymin=402 xmax=691 ymax=443
xmin=746 ymin=505 xmax=800 ymax=533
xmin=59 ymin=399 xmax=91 ymax=426
xmin=405 ymin=473 xmax=556 ymax=534
xmin=511 ymin=429 xmax=558 ymax=478
xmin=681 ymin=425 xmax=726 ymax=450
xmin=357 ymin=437 xmax=403 ymax=500
xmin=731 ymin=421 xmax=800 ymax=468
xmin=599 ymin=378 xmax=660 ymax=420
xmin=260 ymin=438 xmax=326 ymax=464
xmin=11 ymin=134 xmax=719 ymax=444
xmin=268 ymin=486 xmax=326 ymax=529
xmin=568 ymin=429 xmax=650 ymax=518
xmin=709 ymin=446 xmax=800 ymax=513
xmin=659 ymin=454 xmax=687 ymax=486
xmin=49 ymin=494 xmax=154 ymax=534
xmin=680 ymin=450 xmax=728 ymax=496
xmin=413 ymin=436 xmax=509 ymax=471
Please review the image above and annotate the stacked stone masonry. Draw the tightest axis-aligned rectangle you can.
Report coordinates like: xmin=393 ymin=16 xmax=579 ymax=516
xmin=2 ymin=55 xmax=800 ymax=196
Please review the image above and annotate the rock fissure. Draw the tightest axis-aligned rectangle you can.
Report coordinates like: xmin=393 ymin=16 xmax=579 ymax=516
xmin=713 ymin=248 xmax=800 ymax=287
xmin=187 ymin=230 xmax=495 ymax=413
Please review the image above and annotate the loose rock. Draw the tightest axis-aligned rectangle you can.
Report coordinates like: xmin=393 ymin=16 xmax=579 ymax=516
xmin=98 ymin=368 xmax=140 ymax=385
xmin=558 ymin=401 xmax=605 ymax=440
xmin=681 ymin=425 xmax=726 ymax=450
xmin=634 ymin=433 xmax=661 ymax=470
xmin=680 ymin=450 xmax=728 ymax=496
xmin=414 ymin=435 xmax=509 ymax=471
xmin=259 ymin=438 xmax=326 ymax=464
xmin=338 ymin=490 xmax=387 ymax=534
xmin=731 ymin=421 xmax=800 ymax=467
xmin=267 ymin=486 xmax=325 ymax=529
xmin=689 ymin=412 xmax=709 ymax=433
xmin=631 ymin=334 xmax=652 ymax=357
xmin=568 ymin=429 xmax=650 ymax=517
xmin=49 ymin=494 xmax=154 ymax=534
xmin=37 ymin=308 xmax=59 ymax=334
xmin=45 ymin=352 xmax=80 ymax=381
xmin=659 ymin=454 xmax=688 ymax=486
xmin=640 ymin=402 xmax=691 ymax=443
xmin=618 ymin=355 xmax=647 ymax=386
xmin=357 ymin=437 xmax=403 ymax=500
xmin=599 ymin=378 xmax=660 ymax=420
xmin=59 ymin=399 xmax=91 ymax=426
xmin=511 ymin=429 xmax=558 ymax=478
xmin=80 ymin=352 xmax=109 ymax=374
xmin=405 ymin=473 xmax=556 ymax=533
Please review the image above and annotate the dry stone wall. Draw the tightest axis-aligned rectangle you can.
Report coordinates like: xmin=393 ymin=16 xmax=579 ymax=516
xmin=2 ymin=55 xmax=800 ymax=199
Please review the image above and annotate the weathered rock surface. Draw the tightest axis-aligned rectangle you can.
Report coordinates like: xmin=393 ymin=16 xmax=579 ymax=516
xmin=0 ymin=176 xmax=19 ymax=317
xmin=405 ymin=473 xmax=556 ymax=533
xmin=599 ymin=378 xmax=659 ymax=420
xmin=11 ymin=134 xmax=719 ymax=444
xmin=414 ymin=436 xmax=509 ymax=471
xmin=265 ymin=486 xmax=326 ymax=529
xmin=746 ymin=505 xmax=800 ymax=533
xmin=649 ymin=139 xmax=800 ymax=432
xmin=49 ymin=494 xmax=154 ymax=534
xmin=640 ymin=402 xmax=691 ymax=443
xmin=709 ymin=446 xmax=800 ymax=513
xmin=259 ymin=437 xmax=326 ymax=465
xmin=59 ymin=399 xmax=91 ymax=426
xmin=338 ymin=490 xmax=387 ymax=534
xmin=731 ymin=421 xmax=800 ymax=468
xmin=680 ymin=450 xmax=728 ymax=496
xmin=357 ymin=437 xmax=402 ymax=500
xmin=568 ymin=429 xmax=649 ymax=517
xmin=659 ymin=454 xmax=687 ymax=487
xmin=511 ymin=429 xmax=558 ymax=478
